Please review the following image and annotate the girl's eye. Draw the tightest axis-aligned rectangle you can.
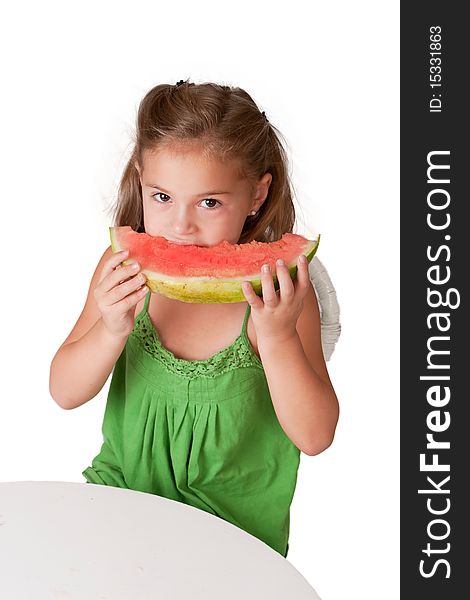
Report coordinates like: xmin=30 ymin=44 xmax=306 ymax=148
xmin=201 ymin=198 xmax=220 ymax=209
xmin=152 ymin=192 xmax=171 ymax=203
xmin=152 ymin=193 xmax=220 ymax=209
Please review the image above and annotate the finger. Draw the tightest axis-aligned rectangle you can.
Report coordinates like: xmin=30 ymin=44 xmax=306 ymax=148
xmin=99 ymin=250 xmax=129 ymax=283
xmin=107 ymin=272 xmax=147 ymax=306
xmin=114 ymin=283 xmax=149 ymax=312
xmin=261 ymin=263 xmax=278 ymax=307
xmin=102 ymin=260 xmax=141 ymax=293
xmin=241 ymin=281 xmax=264 ymax=309
xmin=293 ymin=255 xmax=311 ymax=298
xmin=275 ymin=259 xmax=295 ymax=302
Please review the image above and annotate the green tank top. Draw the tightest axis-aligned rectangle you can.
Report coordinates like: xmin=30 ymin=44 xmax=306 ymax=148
xmin=83 ymin=292 xmax=301 ymax=557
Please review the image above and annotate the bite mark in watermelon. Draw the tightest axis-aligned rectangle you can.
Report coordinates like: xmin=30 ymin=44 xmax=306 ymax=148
xmin=110 ymin=226 xmax=320 ymax=303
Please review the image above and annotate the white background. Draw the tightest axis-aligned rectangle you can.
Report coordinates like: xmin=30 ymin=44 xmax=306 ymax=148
xmin=0 ymin=2 xmax=399 ymax=599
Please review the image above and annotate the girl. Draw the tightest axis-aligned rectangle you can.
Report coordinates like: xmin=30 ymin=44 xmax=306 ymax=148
xmin=49 ymin=79 xmax=339 ymax=558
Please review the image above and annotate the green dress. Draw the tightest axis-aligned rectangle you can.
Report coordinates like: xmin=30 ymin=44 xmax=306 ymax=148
xmin=82 ymin=292 xmax=301 ymax=557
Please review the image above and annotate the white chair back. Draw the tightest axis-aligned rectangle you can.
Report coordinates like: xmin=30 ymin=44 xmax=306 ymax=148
xmin=308 ymin=257 xmax=341 ymax=361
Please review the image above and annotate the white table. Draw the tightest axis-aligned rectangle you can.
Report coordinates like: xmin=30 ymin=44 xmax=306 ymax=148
xmin=0 ymin=481 xmax=321 ymax=599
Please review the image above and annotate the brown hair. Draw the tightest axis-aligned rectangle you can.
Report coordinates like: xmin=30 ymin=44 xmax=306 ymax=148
xmin=111 ymin=80 xmax=296 ymax=243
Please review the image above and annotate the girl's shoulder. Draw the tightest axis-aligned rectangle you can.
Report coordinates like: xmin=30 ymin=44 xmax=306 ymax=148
xmin=57 ymin=246 xmax=114 ymax=349
xmin=86 ymin=245 xmax=114 ymax=288
xmin=97 ymin=245 xmax=114 ymax=270
xmin=295 ymin=284 xmax=333 ymax=387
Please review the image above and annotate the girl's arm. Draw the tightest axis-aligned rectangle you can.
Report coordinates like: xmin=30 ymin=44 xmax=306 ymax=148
xmin=49 ymin=246 xmax=147 ymax=410
xmin=243 ymin=258 xmax=339 ymax=455
xmin=257 ymin=284 xmax=339 ymax=456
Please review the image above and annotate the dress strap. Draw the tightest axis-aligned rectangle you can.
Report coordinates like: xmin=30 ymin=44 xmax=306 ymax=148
xmin=242 ymin=302 xmax=251 ymax=335
xmin=143 ymin=291 xmax=152 ymax=313
xmin=143 ymin=291 xmax=250 ymax=332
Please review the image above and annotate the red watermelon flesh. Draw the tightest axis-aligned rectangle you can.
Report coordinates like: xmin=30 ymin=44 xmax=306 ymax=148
xmin=110 ymin=226 xmax=320 ymax=303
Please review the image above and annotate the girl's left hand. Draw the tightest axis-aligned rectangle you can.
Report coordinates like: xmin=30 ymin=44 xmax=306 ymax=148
xmin=241 ymin=255 xmax=311 ymax=343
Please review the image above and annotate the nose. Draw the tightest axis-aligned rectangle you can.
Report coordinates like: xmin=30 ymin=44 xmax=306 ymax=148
xmin=173 ymin=205 xmax=197 ymax=235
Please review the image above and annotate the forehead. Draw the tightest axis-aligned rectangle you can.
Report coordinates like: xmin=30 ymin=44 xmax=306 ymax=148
xmin=141 ymin=145 xmax=245 ymax=182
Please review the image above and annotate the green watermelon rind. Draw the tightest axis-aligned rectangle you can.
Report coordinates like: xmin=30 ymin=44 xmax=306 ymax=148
xmin=109 ymin=227 xmax=320 ymax=303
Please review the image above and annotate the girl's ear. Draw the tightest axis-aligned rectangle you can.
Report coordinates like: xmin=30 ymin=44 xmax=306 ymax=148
xmin=253 ymin=172 xmax=272 ymax=209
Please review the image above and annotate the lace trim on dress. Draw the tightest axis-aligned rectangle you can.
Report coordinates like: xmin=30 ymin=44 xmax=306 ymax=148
xmin=131 ymin=312 xmax=263 ymax=379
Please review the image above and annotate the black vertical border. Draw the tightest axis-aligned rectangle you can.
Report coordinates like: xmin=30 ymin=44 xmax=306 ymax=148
xmin=401 ymin=4 xmax=467 ymax=598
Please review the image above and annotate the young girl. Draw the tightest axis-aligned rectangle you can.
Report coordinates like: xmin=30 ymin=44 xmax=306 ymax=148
xmin=49 ymin=79 xmax=339 ymax=558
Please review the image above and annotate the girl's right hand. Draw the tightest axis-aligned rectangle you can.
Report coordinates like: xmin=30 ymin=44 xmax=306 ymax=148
xmin=93 ymin=249 xmax=149 ymax=338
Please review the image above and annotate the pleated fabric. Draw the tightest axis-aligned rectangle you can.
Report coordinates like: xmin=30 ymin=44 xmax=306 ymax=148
xmin=83 ymin=292 xmax=301 ymax=557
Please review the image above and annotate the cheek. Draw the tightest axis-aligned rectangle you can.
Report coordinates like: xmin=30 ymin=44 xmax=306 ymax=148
xmin=142 ymin=202 xmax=150 ymax=227
xmin=217 ymin=218 xmax=247 ymax=244
xmin=142 ymin=202 xmax=160 ymax=235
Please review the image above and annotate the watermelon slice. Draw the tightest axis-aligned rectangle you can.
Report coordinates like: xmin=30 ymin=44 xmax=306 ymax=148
xmin=110 ymin=226 xmax=320 ymax=303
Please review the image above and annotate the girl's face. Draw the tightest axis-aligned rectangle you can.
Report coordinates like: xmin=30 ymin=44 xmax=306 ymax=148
xmin=136 ymin=146 xmax=271 ymax=247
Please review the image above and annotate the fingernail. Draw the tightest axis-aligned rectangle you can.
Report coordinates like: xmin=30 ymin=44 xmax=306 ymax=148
xmin=262 ymin=264 xmax=270 ymax=273
xmin=130 ymin=262 xmax=139 ymax=270
xmin=299 ymin=255 xmax=307 ymax=264
xmin=276 ymin=259 xmax=284 ymax=267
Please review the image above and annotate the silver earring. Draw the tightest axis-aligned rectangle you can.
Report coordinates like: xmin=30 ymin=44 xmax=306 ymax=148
xmin=250 ymin=210 xmax=257 ymax=216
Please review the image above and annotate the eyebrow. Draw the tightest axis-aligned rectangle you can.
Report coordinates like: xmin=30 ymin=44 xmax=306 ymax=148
xmin=144 ymin=183 xmax=231 ymax=196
